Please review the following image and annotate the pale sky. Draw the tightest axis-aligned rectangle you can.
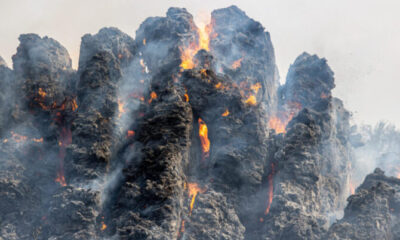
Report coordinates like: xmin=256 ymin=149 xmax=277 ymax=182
xmin=1 ymin=0 xmax=399 ymax=127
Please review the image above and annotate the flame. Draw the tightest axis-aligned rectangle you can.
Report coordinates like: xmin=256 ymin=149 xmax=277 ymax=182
xmin=268 ymin=102 xmax=302 ymax=134
xmin=38 ymin=88 xmax=47 ymax=98
xmin=215 ymin=82 xmax=221 ymax=89
xmin=55 ymin=127 xmax=71 ymax=187
xmin=231 ymin=58 xmax=243 ymax=69
xmin=148 ymin=91 xmax=157 ymax=104
xmin=187 ymin=182 xmax=206 ymax=215
xmin=198 ymin=118 xmax=210 ymax=160
xmin=268 ymin=116 xmax=288 ymax=134
xmin=222 ymin=109 xmax=229 ymax=117
xmin=143 ymin=38 xmax=146 ymax=45
xmin=245 ymin=95 xmax=257 ymax=106
xmin=100 ymin=222 xmax=107 ymax=231
xmin=349 ymin=181 xmax=355 ymax=195
xmin=71 ymin=98 xmax=78 ymax=111
xmin=118 ymin=99 xmax=126 ymax=118
xmin=10 ymin=131 xmax=28 ymax=143
xmin=179 ymin=18 xmax=212 ymax=70
xmin=250 ymin=83 xmax=262 ymax=94
xmin=32 ymin=138 xmax=43 ymax=143
xmin=127 ymin=130 xmax=135 ymax=138
xmin=265 ymin=163 xmax=275 ymax=215
xmin=184 ymin=93 xmax=189 ymax=102
xmin=178 ymin=220 xmax=185 ymax=238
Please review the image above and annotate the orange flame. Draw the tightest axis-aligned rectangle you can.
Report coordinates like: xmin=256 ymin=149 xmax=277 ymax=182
xmin=100 ymin=222 xmax=107 ymax=231
xmin=38 ymin=88 xmax=47 ymax=98
xmin=250 ymin=83 xmax=262 ymax=94
xmin=231 ymin=58 xmax=243 ymax=69
xmin=268 ymin=116 xmax=288 ymax=134
xmin=148 ymin=91 xmax=157 ymax=104
xmin=198 ymin=118 xmax=210 ymax=160
xmin=10 ymin=131 xmax=28 ymax=143
xmin=187 ymin=182 xmax=206 ymax=215
xmin=265 ymin=163 xmax=275 ymax=215
xmin=180 ymin=19 xmax=212 ymax=70
xmin=55 ymin=127 xmax=71 ymax=187
xmin=143 ymin=38 xmax=146 ymax=45
xmin=32 ymin=138 xmax=43 ymax=143
xmin=215 ymin=82 xmax=222 ymax=89
xmin=118 ymin=99 xmax=126 ymax=118
xmin=222 ymin=109 xmax=229 ymax=117
xmin=55 ymin=172 xmax=66 ymax=187
xmin=127 ymin=130 xmax=135 ymax=138
xmin=184 ymin=93 xmax=189 ymax=102
xmin=245 ymin=95 xmax=257 ymax=106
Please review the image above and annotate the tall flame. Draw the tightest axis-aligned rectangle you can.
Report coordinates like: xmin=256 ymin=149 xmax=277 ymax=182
xmin=118 ymin=99 xmax=126 ymax=118
xmin=187 ymin=182 xmax=206 ymax=215
xmin=148 ymin=91 xmax=157 ymax=104
xmin=179 ymin=18 xmax=213 ymax=70
xmin=198 ymin=118 xmax=210 ymax=160
xmin=265 ymin=163 xmax=275 ymax=215
xmin=222 ymin=109 xmax=230 ymax=117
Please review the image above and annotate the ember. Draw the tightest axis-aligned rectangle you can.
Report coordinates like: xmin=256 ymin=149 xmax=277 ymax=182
xmin=231 ymin=58 xmax=243 ymax=69
xmin=198 ymin=118 xmax=210 ymax=160
xmin=148 ymin=91 xmax=157 ymax=104
xmin=187 ymin=182 xmax=206 ymax=215
xmin=127 ymin=130 xmax=135 ymax=138
xmin=117 ymin=99 xmax=126 ymax=118
xmin=222 ymin=109 xmax=229 ymax=117
xmin=265 ymin=163 xmax=275 ymax=215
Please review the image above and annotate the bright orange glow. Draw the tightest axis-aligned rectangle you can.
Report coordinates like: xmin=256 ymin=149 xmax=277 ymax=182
xmin=32 ymin=138 xmax=43 ymax=143
xmin=127 ymin=130 xmax=135 ymax=138
xmin=187 ymin=182 xmax=206 ymax=215
xmin=184 ymin=93 xmax=189 ymax=102
xmin=118 ymin=99 xmax=126 ymax=118
xmin=200 ymin=68 xmax=207 ymax=77
xmin=349 ymin=182 xmax=355 ymax=195
xmin=143 ymin=38 xmax=146 ymax=45
xmin=71 ymin=98 xmax=78 ymax=111
xmin=250 ymin=83 xmax=262 ymax=94
xmin=222 ymin=109 xmax=229 ymax=117
xmin=198 ymin=118 xmax=210 ymax=160
xmin=265 ymin=163 xmax=275 ymax=215
xmin=38 ymin=88 xmax=47 ymax=98
xmin=148 ymin=91 xmax=157 ymax=104
xmin=231 ymin=58 xmax=243 ymax=69
xmin=215 ymin=82 xmax=222 ymax=89
xmin=100 ymin=222 xmax=107 ymax=231
xmin=10 ymin=131 xmax=28 ymax=143
xmin=55 ymin=172 xmax=67 ymax=187
xmin=245 ymin=95 xmax=257 ymax=106
xmin=268 ymin=116 xmax=289 ymax=134
xmin=179 ymin=19 xmax=212 ymax=70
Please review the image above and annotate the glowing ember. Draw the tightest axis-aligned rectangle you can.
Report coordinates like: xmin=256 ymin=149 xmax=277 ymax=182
xmin=11 ymin=131 xmax=28 ymax=143
xmin=198 ymin=118 xmax=210 ymax=160
xmin=215 ymin=82 xmax=222 ymax=89
xmin=231 ymin=58 xmax=243 ymax=69
xmin=250 ymin=83 xmax=262 ymax=94
xmin=265 ymin=163 xmax=275 ymax=215
xmin=117 ymin=99 xmax=126 ymax=118
xmin=187 ymin=182 xmax=206 ymax=215
xmin=55 ymin=172 xmax=66 ymax=187
xmin=100 ymin=222 xmax=107 ymax=231
xmin=148 ymin=91 xmax=157 ymax=104
xmin=184 ymin=93 xmax=189 ymax=102
xmin=268 ymin=116 xmax=288 ymax=134
xmin=127 ymin=130 xmax=135 ymax=138
xmin=222 ymin=109 xmax=229 ymax=117
xmin=32 ymin=138 xmax=43 ymax=143
xmin=71 ymin=98 xmax=78 ymax=111
xmin=245 ymin=95 xmax=257 ymax=106
xmin=38 ymin=88 xmax=47 ymax=98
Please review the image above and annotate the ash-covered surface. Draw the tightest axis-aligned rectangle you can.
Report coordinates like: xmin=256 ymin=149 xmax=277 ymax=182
xmin=0 ymin=5 xmax=399 ymax=240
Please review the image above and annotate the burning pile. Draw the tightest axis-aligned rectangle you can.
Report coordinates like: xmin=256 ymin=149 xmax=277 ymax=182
xmin=0 ymin=5 xmax=400 ymax=240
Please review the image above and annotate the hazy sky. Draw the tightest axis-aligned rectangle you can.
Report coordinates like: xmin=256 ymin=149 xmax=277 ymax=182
xmin=1 ymin=0 xmax=399 ymax=127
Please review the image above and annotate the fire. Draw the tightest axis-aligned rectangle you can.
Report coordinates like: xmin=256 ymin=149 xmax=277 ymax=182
xmin=222 ymin=109 xmax=229 ymax=117
xmin=71 ymin=98 xmax=78 ymax=111
xmin=198 ymin=118 xmax=210 ymax=160
xmin=179 ymin=18 xmax=212 ymax=70
xmin=187 ymin=182 xmax=206 ymax=215
xmin=245 ymin=95 xmax=257 ymax=106
xmin=127 ymin=130 xmax=135 ymax=138
xmin=100 ymin=222 xmax=107 ymax=231
xmin=143 ymin=38 xmax=146 ymax=45
xmin=250 ymin=83 xmax=262 ymax=94
xmin=184 ymin=93 xmax=189 ymax=102
xmin=32 ymin=138 xmax=43 ymax=143
xmin=349 ymin=182 xmax=355 ymax=195
xmin=55 ymin=172 xmax=66 ymax=187
xmin=10 ymin=131 xmax=28 ymax=143
xmin=215 ymin=82 xmax=222 ymax=89
xmin=38 ymin=88 xmax=47 ymax=98
xmin=178 ymin=220 xmax=185 ymax=238
xmin=55 ymin=127 xmax=71 ymax=187
xmin=117 ymin=99 xmax=126 ymax=118
xmin=148 ymin=91 xmax=157 ymax=104
xmin=265 ymin=163 xmax=275 ymax=215
xmin=231 ymin=58 xmax=243 ymax=69
xmin=268 ymin=116 xmax=287 ymax=134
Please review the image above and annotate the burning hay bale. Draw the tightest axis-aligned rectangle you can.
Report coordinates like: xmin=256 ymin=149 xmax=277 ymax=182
xmin=0 ymin=5 xmax=399 ymax=240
